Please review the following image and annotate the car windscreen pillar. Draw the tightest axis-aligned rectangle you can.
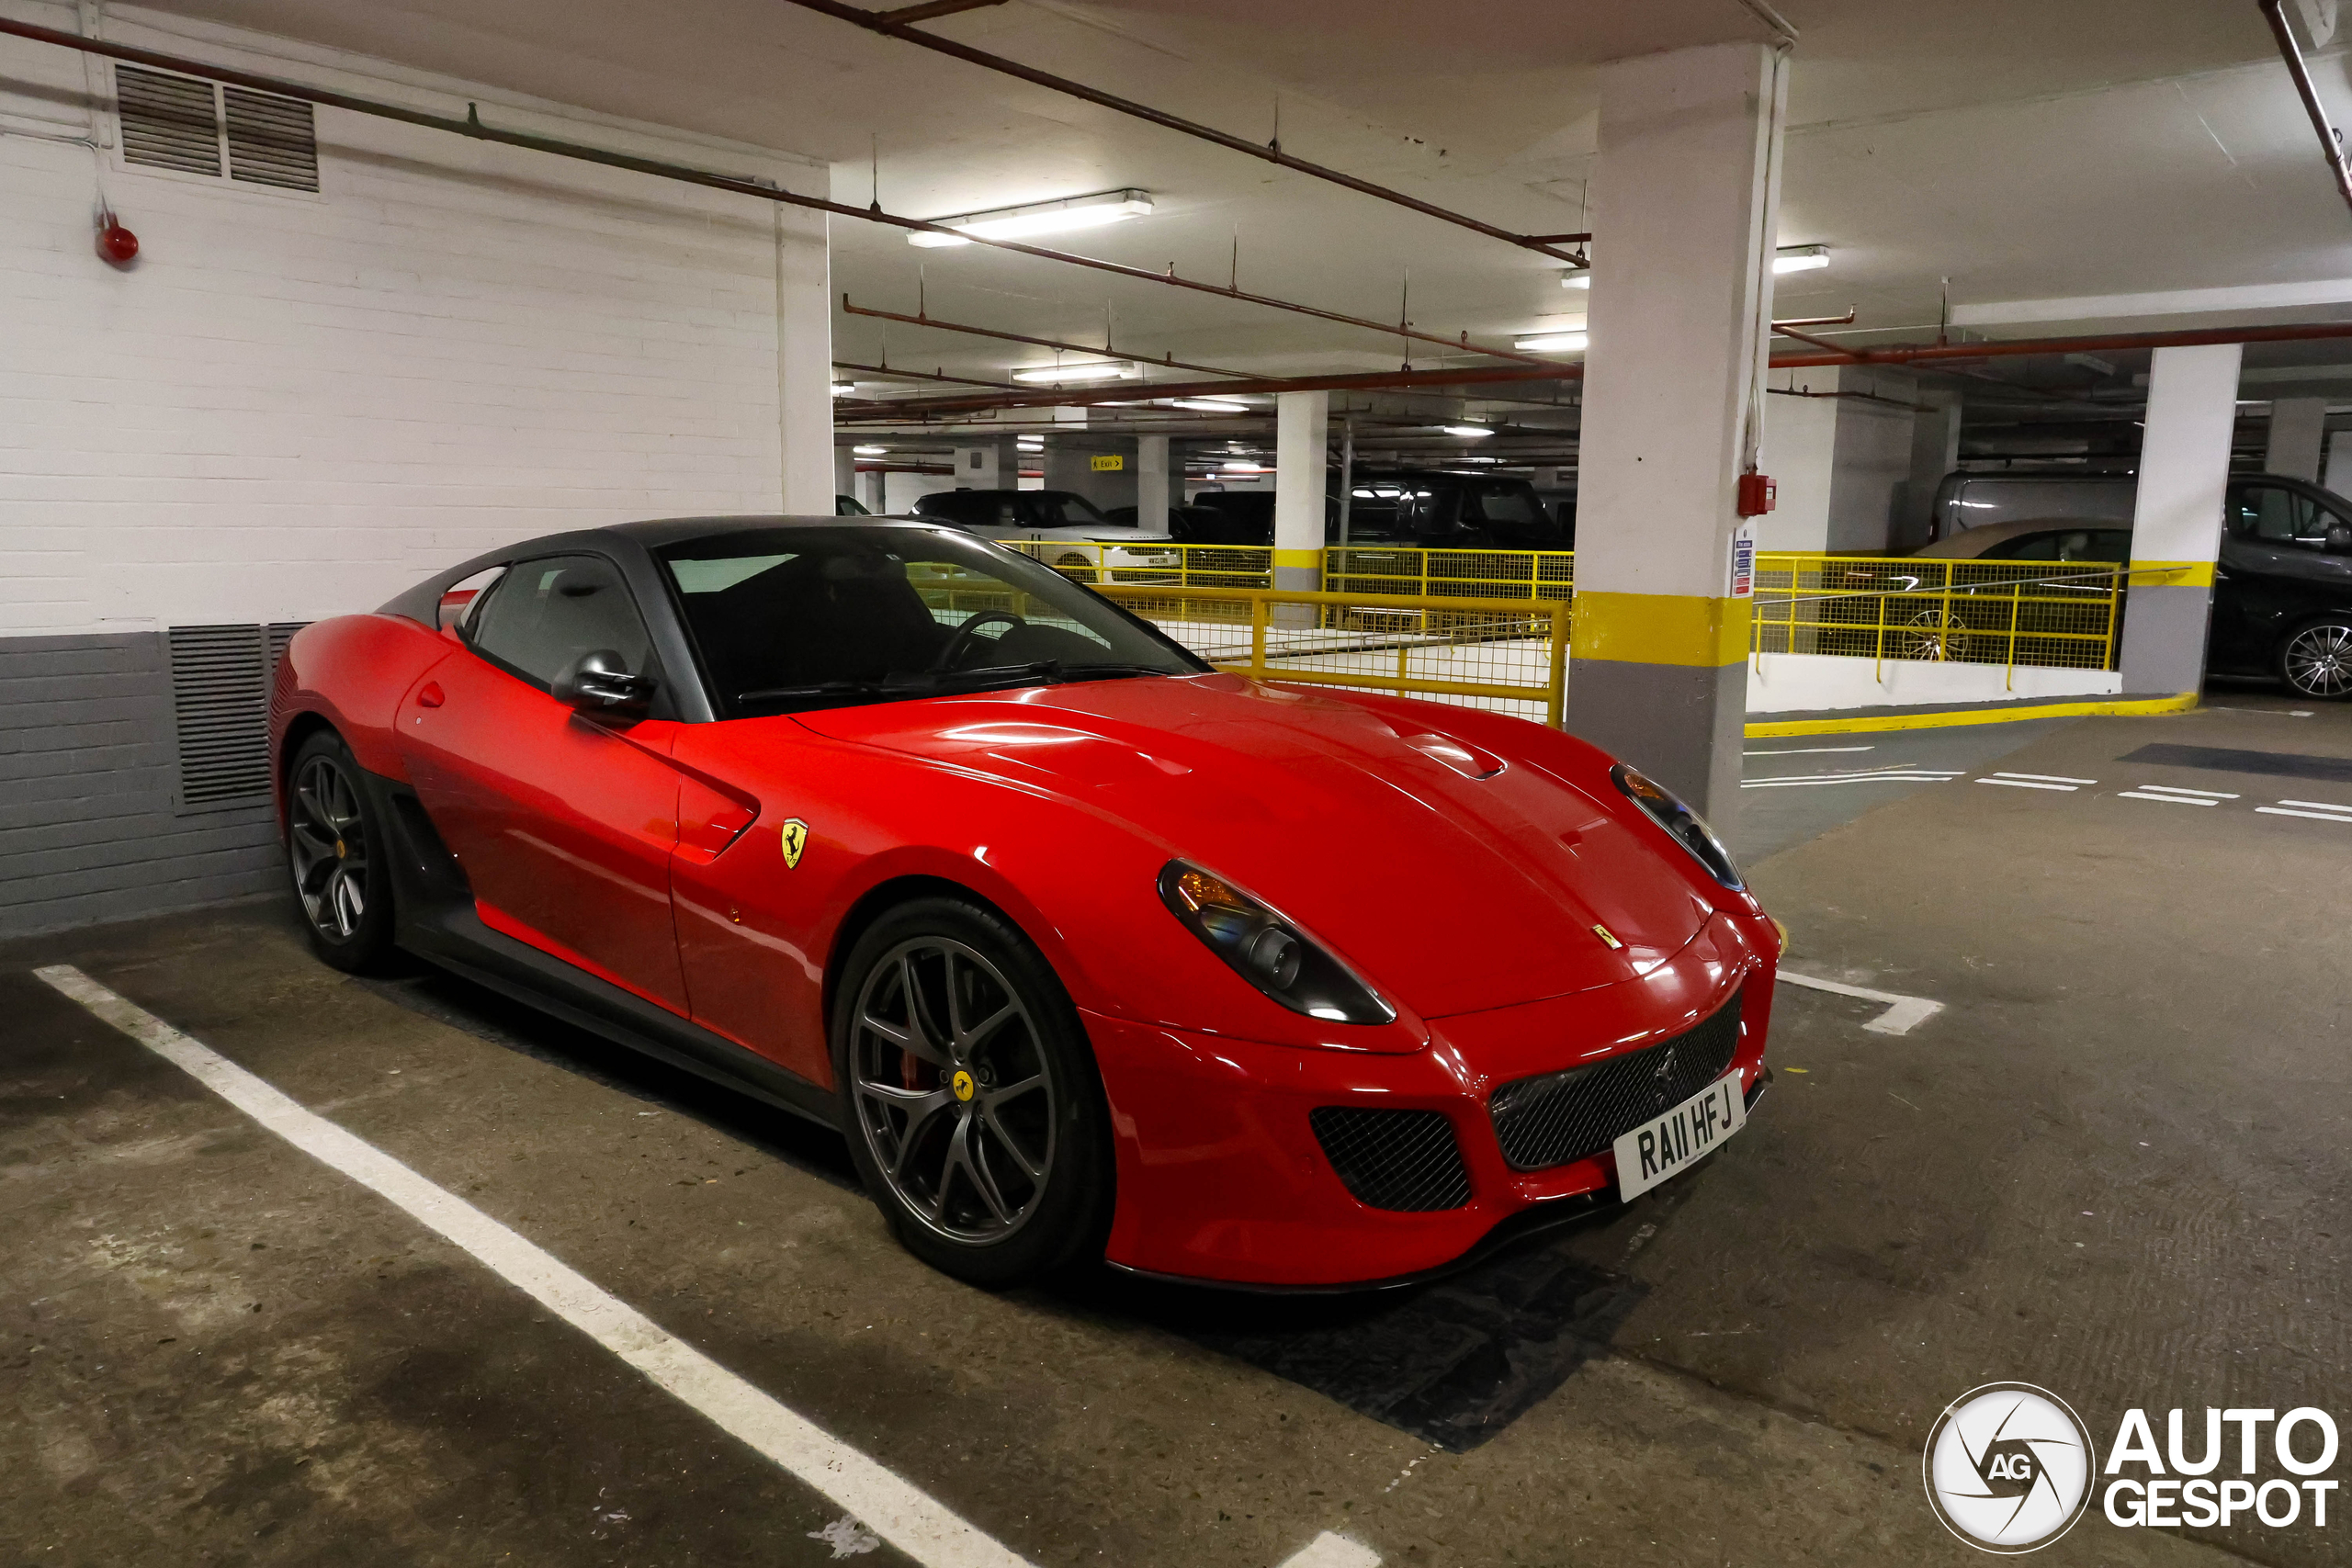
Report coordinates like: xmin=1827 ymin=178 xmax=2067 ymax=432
xmin=1560 ymin=41 xmax=1785 ymax=823
xmin=1274 ymin=389 xmax=1329 ymax=615
xmin=2120 ymin=343 xmax=2243 ymax=698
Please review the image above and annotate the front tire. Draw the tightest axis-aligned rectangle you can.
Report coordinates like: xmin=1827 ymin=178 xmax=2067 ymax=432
xmin=2278 ymin=616 xmax=2352 ymax=700
xmin=285 ymin=729 xmax=398 ymax=973
xmin=831 ymin=897 xmax=1113 ymax=1287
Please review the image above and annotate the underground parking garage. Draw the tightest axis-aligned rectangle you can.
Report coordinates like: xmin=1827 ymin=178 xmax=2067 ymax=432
xmin=4 ymin=2 xmax=2351 ymax=1563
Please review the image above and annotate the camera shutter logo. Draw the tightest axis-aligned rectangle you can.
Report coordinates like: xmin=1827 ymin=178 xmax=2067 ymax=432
xmin=1923 ymin=1382 xmax=2097 ymax=1553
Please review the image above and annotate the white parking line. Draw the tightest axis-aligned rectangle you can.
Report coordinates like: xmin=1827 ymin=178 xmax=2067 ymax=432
xmin=1279 ymin=1533 xmax=1383 ymax=1568
xmin=1974 ymin=778 xmax=2076 ymax=791
xmin=33 ymin=964 xmax=1035 ymax=1568
xmin=1987 ymin=772 xmax=2098 ymax=785
xmin=2279 ymin=797 xmax=2352 ymax=813
xmin=2257 ymin=805 xmax=2352 ymax=823
xmin=2130 ymin=784 xmax=2238 ymax=799
xmin=2118 ymin=791 xmax=2217 ymax=806
xmin=1742 ymin=770 xmax=1961 ymax=789
xmin=1776 ymin=970 xmax=1943 ymax=1035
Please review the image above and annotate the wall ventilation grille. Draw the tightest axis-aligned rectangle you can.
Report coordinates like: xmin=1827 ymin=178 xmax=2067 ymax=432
xmin=169 ymin=623 xmax=305 ymax=809
xmin=118 ymin=66 xmax=320 ymax=193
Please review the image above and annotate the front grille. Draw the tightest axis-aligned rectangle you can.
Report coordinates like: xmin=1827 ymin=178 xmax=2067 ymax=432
xmin=1308 ymin=1107 xmax=1473 ymax=1213
xmin=1488 ymin=991 xmax=1744 ymax=1171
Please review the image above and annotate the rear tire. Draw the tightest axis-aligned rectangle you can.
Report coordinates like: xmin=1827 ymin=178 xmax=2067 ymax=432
xmin=831 ymin=897 xmax=1113 ymax=1288
xmin=2278 ymin=616 xmax=2352 ymax=700
xmin=285 ymin=730 xmax=399 ymax=974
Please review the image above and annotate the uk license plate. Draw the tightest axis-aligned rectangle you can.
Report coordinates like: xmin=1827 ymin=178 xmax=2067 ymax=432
xmin=1613 ymin=1072 xmax=1747 ymax=1201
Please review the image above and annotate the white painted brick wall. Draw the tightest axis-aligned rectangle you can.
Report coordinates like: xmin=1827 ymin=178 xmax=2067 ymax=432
xmin=0 ymin=2 xmax=831 ymax=636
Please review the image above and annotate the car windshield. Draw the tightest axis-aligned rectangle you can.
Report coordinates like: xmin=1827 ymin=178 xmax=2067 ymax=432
xmin=658 ymin=525 xmax=1207 ymax=717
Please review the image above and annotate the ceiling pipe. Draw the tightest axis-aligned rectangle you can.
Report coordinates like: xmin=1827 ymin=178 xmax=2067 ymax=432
xmin=776 ymin=0 xmax=1589 ymax=263
xmin=848 ymin=320 xmax=2352 ymax=418
xmin=838 ymin=361 xmax=1578 ymax=417
xmin=832 ymin=359 xmax=1008 ymax=388
xmin=0 ymin=17 xmax=1542 ymax=367
xmin=1769 ymin=319 xmax=2352 ymax=368
xmin=2257 ymin=0 xmax=2352 ymax=217
xmin=842 ymin=298 xmax=1256 ymax=379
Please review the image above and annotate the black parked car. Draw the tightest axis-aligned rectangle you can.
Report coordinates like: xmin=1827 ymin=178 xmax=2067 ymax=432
xmin=1177 ymin=471 xmax=1566 ymax=549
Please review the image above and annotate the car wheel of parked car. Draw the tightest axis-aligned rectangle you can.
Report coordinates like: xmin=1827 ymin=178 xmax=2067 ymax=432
xmin=2278 ymin=616 xmax=2352 ymax=700
xmin=285 ymin=729 xmax=400 ymax=973
xmin=1893 ymin=606 xmax=1973 ymax=663
xmin=832 ymin=897 xmax=1114 ymax=1286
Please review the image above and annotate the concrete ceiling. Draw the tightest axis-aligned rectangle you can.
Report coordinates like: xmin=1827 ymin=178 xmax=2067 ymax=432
xmin=119 ymin=0 xmax=2352 ymax=410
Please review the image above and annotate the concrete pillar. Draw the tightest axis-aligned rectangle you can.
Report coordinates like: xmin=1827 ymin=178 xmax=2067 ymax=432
xmin=2326 ymin=428 xmax=2352 ymax=497
xmin=832 ymin=445 xmax=855 ymax=502
xmin=951 ymin=438 xmax=1019 ymax=490
xmin=775 ymin=209 xmax=835 ymax=514
xmin=1273 ymin=390 xmax=1329 ymax=592
xmin=1900 ymin=388 xmax=1963 ymax=549
xmin=1042 ymin=435 xmax=1140 ymax=510
xmin=2120 ymin=343 xmax=2243 ymax=698
xmin=1137 ymin=435 xmax=1172 ymax=534
xmin=1560 ymin=41 xmax=1783 ymax=821
xmin=858 ymin=464 xmax=886 ymax=513
xmin=2266 ymin=396 xmax=2326 ymax=481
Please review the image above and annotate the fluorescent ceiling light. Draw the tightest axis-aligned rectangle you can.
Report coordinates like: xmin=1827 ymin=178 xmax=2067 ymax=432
xmin=853 ymin=445 xmax=887 ymax=457
xmin=909 ymin=188 xmax=1154 ymax=248
xmin=1015 ymin=436 xmax=1045 ymax=449
xmin=1170 ymin=398 xmax=1252 ymax=412
xmin=1774 ymin=244 xmax=1830 ymax=275
xmin=1011 ymin=360 xmax=1138 ymax=384
xmin=1513 ymin=332 xmax=1589 ymax=353
xmin=831 ymin=381 xmax=855 ymax=396
xmin=1442 ymin=425 xmax=1494 ymax=437
xmin=1561 ymin=270 xmax=1591 ymax=289
xmin=1220 ymin=460 xmax=1268 ymax=472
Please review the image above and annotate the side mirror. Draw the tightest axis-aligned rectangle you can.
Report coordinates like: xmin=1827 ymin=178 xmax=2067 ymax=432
xmin=2326 ymin=525 xmax=2352 ymax=556
xmin=552 ymin=649 xmax=654 ymax=717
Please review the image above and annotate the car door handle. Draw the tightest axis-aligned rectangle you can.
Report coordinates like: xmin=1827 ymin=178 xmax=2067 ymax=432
xmin=416 ymin=682 xmax=446 ymax=708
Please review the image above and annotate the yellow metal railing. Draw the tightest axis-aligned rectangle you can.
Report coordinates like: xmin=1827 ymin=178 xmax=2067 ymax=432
xmin=1092 ymin=581 xmax=1571 ymax=727
xmin=1745 ymin=556 xmax=2148 ymax=684
xmin=1002 ymin=540 xmax=2143 ymax=682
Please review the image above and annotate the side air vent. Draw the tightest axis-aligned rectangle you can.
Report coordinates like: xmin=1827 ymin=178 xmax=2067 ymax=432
xmin=1308 ymin=1107 xmax=1473 ymax=1213
xmin=168 ymin=623 xmax=287 ymax=807
xmin=118 ymin=65 xmax=320 ymax=193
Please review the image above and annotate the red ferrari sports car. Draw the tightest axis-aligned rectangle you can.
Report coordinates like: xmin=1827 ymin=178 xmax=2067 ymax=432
xmin=270 ymin=517 xmax=1778 ymax=1289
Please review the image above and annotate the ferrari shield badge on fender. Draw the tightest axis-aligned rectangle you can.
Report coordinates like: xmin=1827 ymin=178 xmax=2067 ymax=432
xmin=779 ymin=818 xmax=809 ymax=869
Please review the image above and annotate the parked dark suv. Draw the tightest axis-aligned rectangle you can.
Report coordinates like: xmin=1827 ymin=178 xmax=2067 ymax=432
xmin=1178 ymin=470 xmax=1565 ymax=549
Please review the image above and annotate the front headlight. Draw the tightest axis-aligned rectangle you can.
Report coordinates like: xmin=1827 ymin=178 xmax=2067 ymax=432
xmin=1611 ymin=762 xmax=1744 ymax=891
xmin=1157 ymin=862 xmax=1395 ymax=1024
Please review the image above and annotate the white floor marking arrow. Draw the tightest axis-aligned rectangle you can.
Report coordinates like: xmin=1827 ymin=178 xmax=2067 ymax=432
xmin=1776 ymin=969 xmax=1943 ymax=1035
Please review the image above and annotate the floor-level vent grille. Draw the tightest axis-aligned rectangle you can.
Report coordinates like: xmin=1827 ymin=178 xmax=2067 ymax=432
xmin=169 ymin=624 xmax=274 ymax=807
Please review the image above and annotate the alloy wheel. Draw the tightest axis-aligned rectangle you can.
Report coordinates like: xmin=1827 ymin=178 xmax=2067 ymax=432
xmin=2283 ymin=623 xmax=2352 ymax=698
xmin=848 ymin=937 xmax=1056 ymax=1244
xmin=288 ymin=754 xmax=369 ymax=942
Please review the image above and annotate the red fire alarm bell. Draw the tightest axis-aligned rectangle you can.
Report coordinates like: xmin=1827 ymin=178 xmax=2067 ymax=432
xmin=1736 ymin=472 xmax=1776 ymax=517
xmin=96 ymin=205 xmax=139 ymax=267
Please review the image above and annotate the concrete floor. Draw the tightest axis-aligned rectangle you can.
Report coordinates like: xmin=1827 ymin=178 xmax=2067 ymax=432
xmin=5 ymin=693 xmax=2347 ymax=1566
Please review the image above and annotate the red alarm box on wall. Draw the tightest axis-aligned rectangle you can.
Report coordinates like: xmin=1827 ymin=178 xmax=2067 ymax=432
xmin=1736 ymin=472 xmax=1776 ymax=517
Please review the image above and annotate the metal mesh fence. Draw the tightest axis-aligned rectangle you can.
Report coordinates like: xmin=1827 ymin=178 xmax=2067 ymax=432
xmin=1093 ymin=583 xmax=1568 ymax=726
xmin=1324 ymin=545 xmax=1575 ymax=605
xmin=1747 ymin=556 xmax=2124 ymax=673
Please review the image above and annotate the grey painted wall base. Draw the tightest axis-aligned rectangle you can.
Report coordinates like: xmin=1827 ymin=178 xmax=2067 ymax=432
xmin=1560 ymin=657 xmax=1747 ymax=826
xmin=2119 ymin=581 xmax=2214 ymax=697
xmin=0 ymin=633 xmax=283 ymax=940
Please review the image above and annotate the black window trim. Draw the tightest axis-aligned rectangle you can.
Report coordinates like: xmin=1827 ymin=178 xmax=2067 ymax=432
xmin=461 ymin=548 xmax=678 ymax=718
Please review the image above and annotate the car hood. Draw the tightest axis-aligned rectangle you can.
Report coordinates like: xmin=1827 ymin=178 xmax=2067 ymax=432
xmin=795 ymin=673 xmax=1717 ymax=1019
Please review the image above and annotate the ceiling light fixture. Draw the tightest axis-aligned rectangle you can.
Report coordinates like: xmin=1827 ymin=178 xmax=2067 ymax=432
xmin=1220 ymin=459 xmax=1269 ymax=472
xmin=853 ymin=445 xmax=888 ymax=457
xmin=1011 ymin=360 xmax=1139 ymax=384
xmin=1016 ymin=435 xmax=1045 ymax=449
xmin=1513 ymin=332 xmax=1589 ymax=353
xmin=831 ymin=381 xmax=856 ymax=396
xmin=1442 ymin=425 xmax=1495 ymax=437
xmin=908 ymin=188 xmax=1155 ymax=248
xmin=1561 ymin=270 xmax=1591 ymax=290
xmin=1170 ymin=398 xmax=1252 ymax=412
xmin=1774 ymin=243 xmax=1830 ymax=275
